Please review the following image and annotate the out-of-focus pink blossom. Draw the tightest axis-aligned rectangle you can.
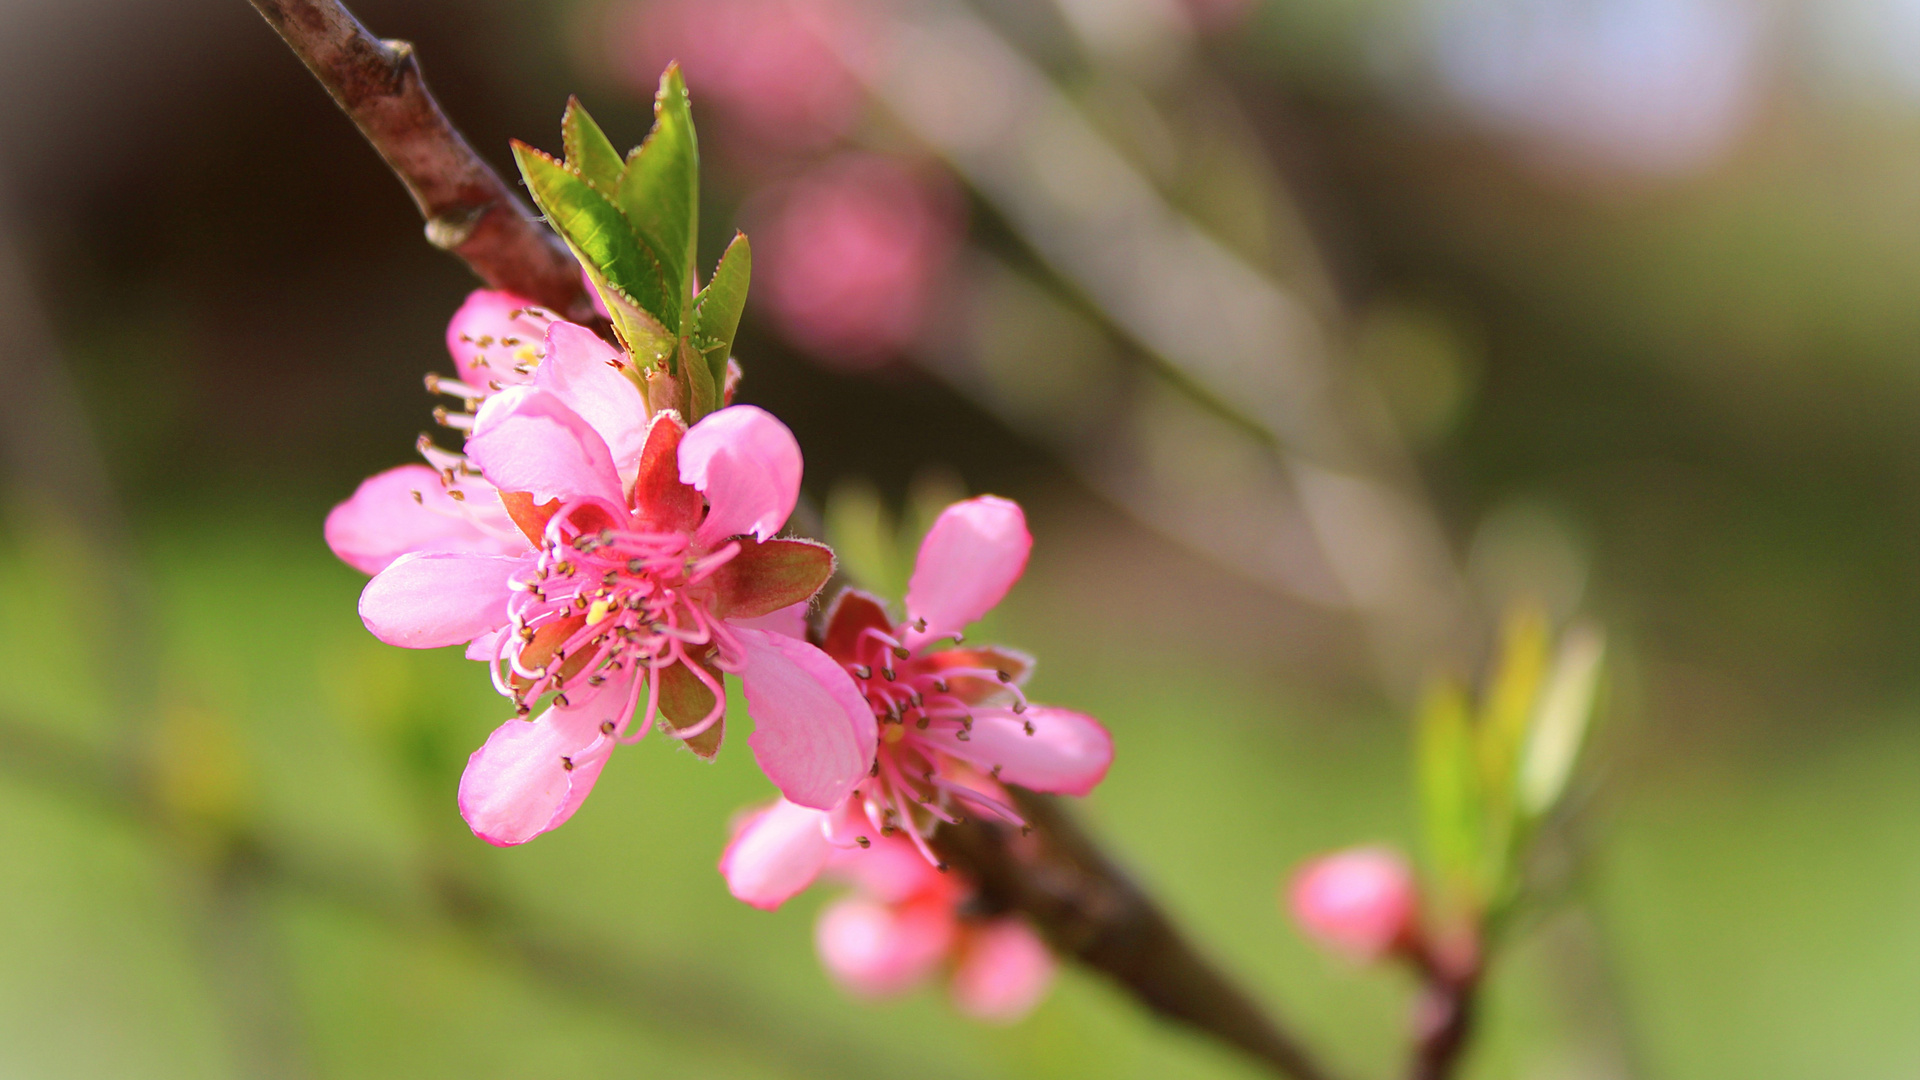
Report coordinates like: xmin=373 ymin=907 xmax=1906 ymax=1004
xmin=607 ymin=0 xmax=871 ymax=154
xmin=805 ymin=833 xmax=1055 ymax=1020
xmin=1288 ymin=846 xmax=1419 ymax=962
xmin=757 ymin=154 xmax=964 ymax=370
xmin=949 ymin=917 xmax=1056 ymax=1022
xmin=328 ymin=313 xmax=872 ymax=845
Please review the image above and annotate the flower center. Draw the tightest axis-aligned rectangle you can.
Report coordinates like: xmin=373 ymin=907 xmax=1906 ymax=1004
xmin=837 ymin=624 xmax=1032 ymax=865
xmin=490 ymin=505 xmax=741 ymax=729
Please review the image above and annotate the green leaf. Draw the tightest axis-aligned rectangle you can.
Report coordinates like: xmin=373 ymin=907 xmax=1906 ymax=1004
xmin=1416 ymin=680 xmax=1486 ymax=913
xmin=511 ymin=142 xmax=677 ymax=367
xmin=1474 ymin=605 xmax=1549 ymax=899
xmin=617 ymin=63 xmax=699 ymax=339
xmin=692 ymin=233 xmax=750 ymax=393
xmin=560 ymin=96 xmax=624 ymax=194
xmin=1518 ymin=623 xmax=1605 ymax=818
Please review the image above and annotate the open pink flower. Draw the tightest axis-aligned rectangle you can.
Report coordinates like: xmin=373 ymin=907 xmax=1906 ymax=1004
xmin=719 ymin=496 xmax=1112 ymax=908
xmin=329 ymin=316 xmax=873 ymax=846
xmin=806 ymin=832 xmax=1054 ymax=1021
xmin=1288 ymin=846 xmax=1419 ymax=962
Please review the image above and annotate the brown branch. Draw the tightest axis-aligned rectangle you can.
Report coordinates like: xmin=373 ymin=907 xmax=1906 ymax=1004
xmin=1408 ymin=972 xmax=1477 ymax=1080
xmin=934 ymin=791 xmax=1342 ymax=1080
xmin=1402 ymin=931 xmax=1482 ymax=1080
xmin=246 ymin=0 xmax=597 ymax=323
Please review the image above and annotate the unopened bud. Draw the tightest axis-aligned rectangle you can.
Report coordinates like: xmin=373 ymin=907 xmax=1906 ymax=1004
xmin=1287 ymin=846 xmax=1417 ymax=962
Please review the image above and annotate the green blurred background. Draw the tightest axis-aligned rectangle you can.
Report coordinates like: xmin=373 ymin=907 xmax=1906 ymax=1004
xmin=3 ymin=0 xmax=1919 ymax=1076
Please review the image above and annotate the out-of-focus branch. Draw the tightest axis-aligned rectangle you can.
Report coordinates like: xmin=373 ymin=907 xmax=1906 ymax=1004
xmin=245 ymin=0 xmax=598 ymax=323
xmin=1409 ymin=972 xmax=1477 ymax=1080
xmin=819 ymin=0 xmax=1475 ymax=684
xmin=0 ymin=713 xmax=970 ymax=1080
xmin=934 ymin=791 xmax=1342 ymax=1080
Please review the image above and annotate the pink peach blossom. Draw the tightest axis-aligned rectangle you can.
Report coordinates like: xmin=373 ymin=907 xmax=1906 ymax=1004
xmin=1289 ymin=846 xmax=1419 ymax=962
xmin=329 ymin=318 xmax=872 ymax=845
xmin=757 ymin=154 xmax=963 ymax=370
xmin=806 ymin=832 xmax=1055 ymax=1020
xmin=719 ymin=496 xmax=1111 ymax=903
xmin=608 ymin=0 xmax=870 ymax=155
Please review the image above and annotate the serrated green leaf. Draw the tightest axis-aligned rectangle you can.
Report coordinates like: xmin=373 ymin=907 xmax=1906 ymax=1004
xmin=1416 ymin=680 xmax=1485 ymax=913
xmin=691 ymin=232 xmax=750 ymax=391
xmin=618 ymin=64 xmax=699 ymax=337
xmin=512 ymin=142 xmax=677 ymax=366
xmin=561 ymin=96 xmax=624 ymax=194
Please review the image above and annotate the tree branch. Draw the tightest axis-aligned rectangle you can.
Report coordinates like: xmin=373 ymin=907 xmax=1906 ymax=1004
xmin=246 ymin=0 xmax=597 ymax=323
xmin=934 ymin=791 xmax=1342 ymax=1080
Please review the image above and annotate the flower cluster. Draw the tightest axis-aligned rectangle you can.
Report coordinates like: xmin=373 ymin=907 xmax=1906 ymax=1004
xmin=718 ymin=497 xmax=1111 ymax=1019
xmin=325 ymin=80 xmax=1118 ymax=1025
xmin=328 ymin=292 xmax=873 ymax=845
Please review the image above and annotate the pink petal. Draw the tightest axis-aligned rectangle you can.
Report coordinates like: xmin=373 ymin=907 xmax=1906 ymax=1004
xmin=457 ymin=667 xmax=638 ymax=846
xmin=358 ymin=551 xmax=524 ymax=649
xmin=923 ymin=706 xmax=1112 ymax=797
xmin=949 ymin=919 xmax=1055 ymax=1022
xmin=729 ymin=600 xmax=811 ymax=641
xmin=815 ymin=895 xmax=956 ymax=998
xmin=465 ymin=625 xmax=511 ymax=662
xmin=1288 ymin=846 xmax=1418 ymax=962
xmin=903 ymin=497 xmax=1031 ymax=650
xmin=532 ymin=323 xmax=649 ymax=485
xmin=325 ymin=464 xmax=526 ymax=575
xmin=678 ymin=405 xmax=803 ymax=547
xmin=825 ymin=834 xmax=950 ymax=905
xmin=468 ymin=386 xmax=626 ymax=511
xmin=733 ymin=628 xmax=877 ymax=810
xmin=446 ymin=289 xmax=553 ymax=389
xmin=718 ymin=798 xmax=834 ymax=910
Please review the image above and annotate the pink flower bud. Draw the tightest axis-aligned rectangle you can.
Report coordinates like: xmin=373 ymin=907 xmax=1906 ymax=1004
xmin=1288 ymin=846 xmax=1417 ymax=962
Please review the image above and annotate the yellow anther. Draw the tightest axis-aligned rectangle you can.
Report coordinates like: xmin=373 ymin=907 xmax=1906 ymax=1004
xmin=883 ymin=724 xmax=907 ymax=745
xmin=586 ymin=599 xmax=613 ymax=626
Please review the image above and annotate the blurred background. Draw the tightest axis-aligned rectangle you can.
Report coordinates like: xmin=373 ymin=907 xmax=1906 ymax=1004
xmin=3 ymin=0 xmax=1919 ymax=1076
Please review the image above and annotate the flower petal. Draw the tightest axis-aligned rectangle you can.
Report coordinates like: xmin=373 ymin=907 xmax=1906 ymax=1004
xmin=358 ymin=551 xmax=524 ymax=649
xmin=815 ymin=895 xmax=955 ymax=998
xmin=826 ymin=834 xmax=950 ymax=906
xmin=457 ymin=667 xmax=637 ymax=846
xmin=904 ymin=496 xmax=1031 ymax=650
xmin=950 ymin=919 xmax=1055 ymax=1022
xmin=731 ymin=601 xmax=810 ymax=641
xmin=733 ymin=628 xmax=877 ymax=809
xmin=923 ymin=705 xmax=1112 ymax=796
xmin=325 ymin=464 xmax=525 ymax=575
xmin=678 ymin=405 xmax=803 ymax=546
xmin=465 ymin=625 xmax=511 ymax=662
xmin=446 ymin=289 xmax=553 ymax=389
xmin=468 ymin=386 xmax=626 ymax=511
xmin=532 ymin=322 xmax=649 ymax=485
xmin=718 ymin=798 xmax=834 ymax=910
